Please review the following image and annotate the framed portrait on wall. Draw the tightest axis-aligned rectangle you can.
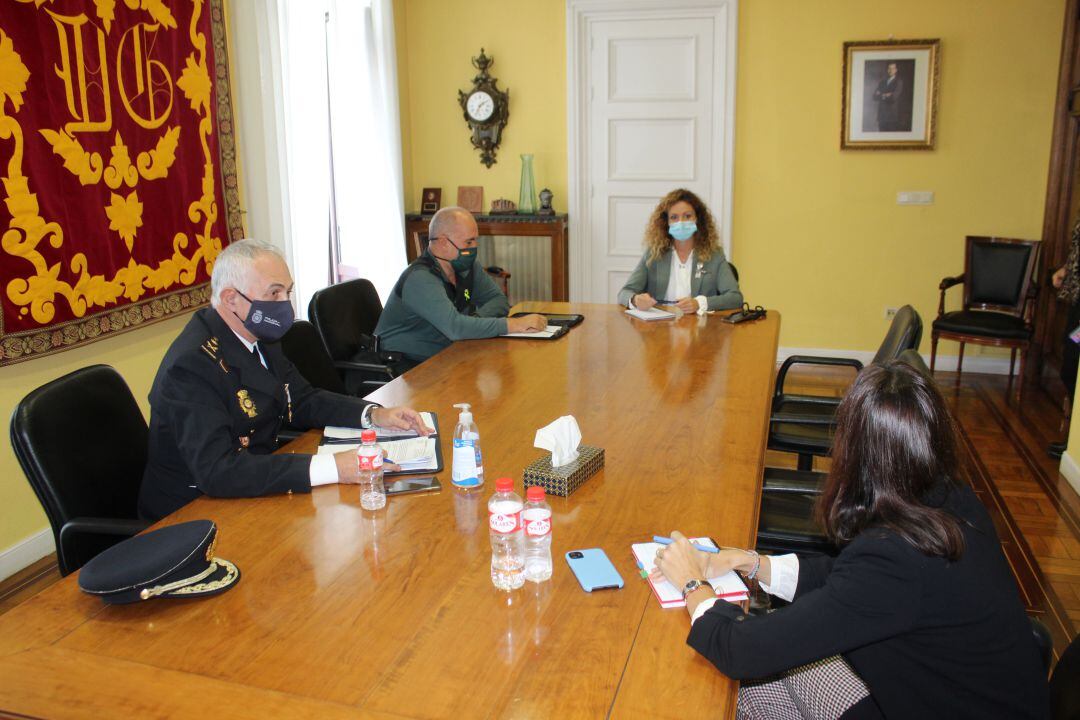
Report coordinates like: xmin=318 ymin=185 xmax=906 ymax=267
xmin=841 ymin=39 xmax=940 ymax=150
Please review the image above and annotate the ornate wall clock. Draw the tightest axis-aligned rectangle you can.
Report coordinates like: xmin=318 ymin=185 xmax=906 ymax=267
xmin=458 ymin=49 xmax=509 ymax=168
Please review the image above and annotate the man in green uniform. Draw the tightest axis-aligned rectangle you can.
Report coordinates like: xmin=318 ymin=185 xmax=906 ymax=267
xmin=375 ymin=206 xmax=547 ymax=365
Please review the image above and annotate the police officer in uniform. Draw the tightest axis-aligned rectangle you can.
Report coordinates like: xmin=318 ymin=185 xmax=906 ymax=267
xmin=138 ymin=239 xmax=430 ymax=521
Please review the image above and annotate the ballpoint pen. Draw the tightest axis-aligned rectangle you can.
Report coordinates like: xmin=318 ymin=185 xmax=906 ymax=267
xmin=652 ymin=535 xmax=720 ymax=554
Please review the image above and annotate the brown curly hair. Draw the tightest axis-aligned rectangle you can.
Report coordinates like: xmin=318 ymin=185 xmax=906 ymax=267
xmin=643 ymin=188 xmax=721 ymax=264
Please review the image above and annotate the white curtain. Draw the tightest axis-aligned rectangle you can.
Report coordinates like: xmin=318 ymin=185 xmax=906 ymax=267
xmin=278 ymin=0 xmax=406 ymax=317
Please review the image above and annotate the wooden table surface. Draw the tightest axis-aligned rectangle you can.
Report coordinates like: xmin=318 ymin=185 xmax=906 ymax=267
xmin=0 ymin=302 xmax=780 ymax=719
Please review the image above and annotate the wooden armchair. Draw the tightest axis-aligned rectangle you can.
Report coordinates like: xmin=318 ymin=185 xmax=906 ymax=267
xmin=929 ymin=236 xmax=1040 ymax=394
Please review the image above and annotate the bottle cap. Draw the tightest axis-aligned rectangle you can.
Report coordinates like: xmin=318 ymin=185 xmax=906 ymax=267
xmin=495 ymin=477 xmax=513 ymax=492
xmin=526 ymin=486 xmax=545 ymax=501
xmin=453 ymin=403 xmax=473 ymax=423
xmin=360 ymin=429 xmax=377 ymax=443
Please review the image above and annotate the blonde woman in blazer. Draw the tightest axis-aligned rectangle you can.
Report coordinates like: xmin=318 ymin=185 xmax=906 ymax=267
xmin=617 ymin=189 xmax=743 ymax=315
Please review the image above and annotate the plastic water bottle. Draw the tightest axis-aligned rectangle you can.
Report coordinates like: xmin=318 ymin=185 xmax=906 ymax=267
xmin=452 ymin=403 xmax=484 ymax=488
xmin=489 ymin=477 xmax=524 ymax=590
xmin=523 ymin=486 xmax=553 ymax=582
xmin=357 ymin=429 xmax=386 ymax=510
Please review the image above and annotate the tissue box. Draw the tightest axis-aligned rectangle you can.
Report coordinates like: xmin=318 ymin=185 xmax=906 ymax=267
xmin=523 ymin=445 xmax=604 ymax=497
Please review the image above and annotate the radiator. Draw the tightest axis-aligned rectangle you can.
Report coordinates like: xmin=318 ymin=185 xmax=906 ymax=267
xmin=476 ymin=235 xmax=552 ymax=305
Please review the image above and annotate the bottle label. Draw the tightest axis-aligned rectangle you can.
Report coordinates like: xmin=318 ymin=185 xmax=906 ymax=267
xmin=525 ymin=517 xmax=550 ymax=538
xmin=489 ymin=510 xmax=522 ymax=534
xmin=523 ymin=509 xmax=551 ymax=537
xmin=357 ymin=451 xmax=383 ymax=472
xmin=452 ymin=439 xmax=479 ymax=486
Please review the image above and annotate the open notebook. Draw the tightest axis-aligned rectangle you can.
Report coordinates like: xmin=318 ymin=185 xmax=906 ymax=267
xmin=631 ymin=538 xmax=749 ymax=608
xmin=625 ymin=307 xmax=676 ymax=321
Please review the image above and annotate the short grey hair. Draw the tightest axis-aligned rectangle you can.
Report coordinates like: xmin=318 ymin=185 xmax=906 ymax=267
xmin=428 ymin=206 xmax=473 ymax=241
xmin=210 ymin=238 xmax=285 ymax=307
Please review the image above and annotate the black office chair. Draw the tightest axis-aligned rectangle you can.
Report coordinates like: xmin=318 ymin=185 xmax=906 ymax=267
xmin=10 ymin=365 xmax=151 ymax=576
xmin=280 ymin=320 xmax=348 ymax=394
xmin=768 ymin=305 xmax=922 ymax=470
xmin=308 ymin=279 xmax=410 ymax=394
xmin=756 ymin=337 xmax=930 ymax=556
xmin=1051 ymin=631 xmax=1080 ymax=719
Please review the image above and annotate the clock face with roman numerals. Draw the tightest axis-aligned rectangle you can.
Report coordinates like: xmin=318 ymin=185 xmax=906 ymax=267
xmin=466 ymin=91 xmax=495 ymax=122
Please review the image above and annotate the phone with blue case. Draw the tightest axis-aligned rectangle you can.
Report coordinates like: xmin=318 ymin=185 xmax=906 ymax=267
xmin=565 ymin=548 xmax=624 ymax=592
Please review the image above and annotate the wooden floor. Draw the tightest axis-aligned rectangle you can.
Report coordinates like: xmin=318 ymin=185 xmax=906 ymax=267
xmin=4 ymin=367 xmax=1079 ymax=658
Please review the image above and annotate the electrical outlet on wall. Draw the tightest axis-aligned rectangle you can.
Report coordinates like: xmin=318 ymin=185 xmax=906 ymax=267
xmin=884 ymin=307 xmax=899 ymax=320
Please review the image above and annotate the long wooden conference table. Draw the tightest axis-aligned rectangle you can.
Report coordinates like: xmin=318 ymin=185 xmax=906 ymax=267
xmin=0 ymin=302 xmax=780 ymax=719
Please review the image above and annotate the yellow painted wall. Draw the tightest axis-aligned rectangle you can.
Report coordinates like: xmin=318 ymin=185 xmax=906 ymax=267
xmin=733 ymin=0 xmax=1061 ymax=352
xmin=397 ymin=0 xmax=1062 ymax=355
xmin=397 ymin=0 xmax=567 ymax=213
xmin=0 ymin=316 xmax=188 ymax=553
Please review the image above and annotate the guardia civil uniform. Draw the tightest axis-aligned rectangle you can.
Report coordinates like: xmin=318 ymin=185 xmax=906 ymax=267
xmin=138 ymin=307 xmax=376 ymax=520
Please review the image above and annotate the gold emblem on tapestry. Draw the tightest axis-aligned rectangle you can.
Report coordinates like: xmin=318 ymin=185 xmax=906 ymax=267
xmin=1 ymin=2 xmax=223 ymax=325
xmin=237 ymin=389 xmax=257 ymax=418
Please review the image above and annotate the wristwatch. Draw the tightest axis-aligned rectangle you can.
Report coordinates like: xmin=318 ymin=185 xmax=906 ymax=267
xmin=681 ymin=578 xmax=711 ymax=599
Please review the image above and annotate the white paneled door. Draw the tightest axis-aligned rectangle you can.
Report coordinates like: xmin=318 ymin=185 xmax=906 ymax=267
xmin=568 ymin=1 xmax=737 ymax=303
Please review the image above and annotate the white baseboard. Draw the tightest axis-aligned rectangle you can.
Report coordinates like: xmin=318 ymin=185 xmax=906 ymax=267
xmin=0 ymin=528 xmax=55 ymax=583
xmin=1060 ymin=452 xmax=1080 ymax=499
xmin=777 ymin=347 xmax=1013 ymax=375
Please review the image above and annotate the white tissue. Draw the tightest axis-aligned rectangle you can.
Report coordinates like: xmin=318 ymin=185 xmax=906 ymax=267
xmin=534 ymin=415 xmax=582 ymax=467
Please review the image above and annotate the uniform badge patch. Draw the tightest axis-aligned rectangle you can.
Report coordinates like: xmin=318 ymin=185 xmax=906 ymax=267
xmin=237 ymin=390 xmax=257 ymax=418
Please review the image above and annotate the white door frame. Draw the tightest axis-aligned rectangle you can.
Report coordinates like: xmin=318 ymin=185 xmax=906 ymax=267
xmin=566 ymin=0 xmax=738 ymax=302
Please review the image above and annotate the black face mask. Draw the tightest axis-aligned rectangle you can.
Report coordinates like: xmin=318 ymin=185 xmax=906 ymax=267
xmin=232 ymin=290 xmax=294 ymax=342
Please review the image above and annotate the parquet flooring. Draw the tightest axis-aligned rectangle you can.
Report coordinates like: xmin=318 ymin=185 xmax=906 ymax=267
xmin=3 ymin=366 xmax=1079 ymax=660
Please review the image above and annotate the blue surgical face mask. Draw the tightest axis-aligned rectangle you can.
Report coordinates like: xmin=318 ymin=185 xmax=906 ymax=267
xmin=233 ymin=290 xmax=294 ymax=342
xmin=669 ymin=221 xmax=697 ymax=242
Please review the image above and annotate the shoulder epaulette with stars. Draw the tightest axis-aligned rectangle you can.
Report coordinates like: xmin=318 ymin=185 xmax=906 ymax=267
xmin=200 ymin=336 xmax=230 ymax=373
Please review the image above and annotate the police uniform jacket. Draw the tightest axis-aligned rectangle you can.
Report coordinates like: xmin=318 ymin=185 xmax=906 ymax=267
xmin=138 ymin=307 xmax=375 ymax=521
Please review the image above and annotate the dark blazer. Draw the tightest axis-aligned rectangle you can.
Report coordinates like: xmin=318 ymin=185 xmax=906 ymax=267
xmin=688 ymin=484 xmax=1049 ymax=719
xmin=138 ymin=308 xmax=375 ymax=521
xmin=616 ymin=248 xmax=742 ymax=311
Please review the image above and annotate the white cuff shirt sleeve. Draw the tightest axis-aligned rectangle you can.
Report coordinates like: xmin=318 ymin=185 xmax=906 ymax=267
xmin=309 ymin=454 xmax=339 ymax=487
xmin=361 ymin=403 xmax=375 ymax=429
xmin=695 ymin=295 xmax=708 ymax=315
xmin=690 ymin=596 xmax=719 ymax=625
xmin=759 ymin=553 xmax=799 ymax=602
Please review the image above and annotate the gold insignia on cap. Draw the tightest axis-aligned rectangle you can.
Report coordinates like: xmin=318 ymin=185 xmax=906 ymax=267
xmin=205 ymin=533 xmax=218 ymax=563
xmin=237 ymin=389 xmax=257 ymax=418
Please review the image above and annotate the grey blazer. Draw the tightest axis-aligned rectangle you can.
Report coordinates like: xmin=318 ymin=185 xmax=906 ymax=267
xmin=616 ymin=248 xmax=743 ymax=311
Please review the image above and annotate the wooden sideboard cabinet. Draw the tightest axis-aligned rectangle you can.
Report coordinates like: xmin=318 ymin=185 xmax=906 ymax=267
xmin=404 ymin=213 xmax=569 ymax=301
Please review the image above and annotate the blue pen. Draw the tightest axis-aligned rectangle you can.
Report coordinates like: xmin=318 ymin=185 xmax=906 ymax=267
xmin=653 ymin=535 xmax=720 ymax=554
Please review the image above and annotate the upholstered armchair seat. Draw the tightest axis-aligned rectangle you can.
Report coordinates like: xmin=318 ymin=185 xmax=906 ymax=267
xmin=932 ymin=310 xmax=1032 ymax=340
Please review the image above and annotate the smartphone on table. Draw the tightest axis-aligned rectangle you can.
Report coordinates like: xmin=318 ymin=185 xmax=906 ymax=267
xmin=385 ymin=476 xmax=441 ymax=496
xmin=566 ymin=548 xmax=624 ymax=592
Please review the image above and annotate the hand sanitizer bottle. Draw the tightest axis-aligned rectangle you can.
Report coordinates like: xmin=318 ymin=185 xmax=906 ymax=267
xmin=452 ymin=403 xmax=484 ymax=488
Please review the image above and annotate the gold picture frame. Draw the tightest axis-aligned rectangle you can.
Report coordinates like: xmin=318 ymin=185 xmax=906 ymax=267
xmin=841 ymin=39 xmax=940 ymax=150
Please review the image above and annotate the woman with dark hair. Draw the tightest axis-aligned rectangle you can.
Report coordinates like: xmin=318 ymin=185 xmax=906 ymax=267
xmin=616 ymin=188 xmax=742 ymax=315
xmin=654 ymin=362 xmax=1049 ymax=719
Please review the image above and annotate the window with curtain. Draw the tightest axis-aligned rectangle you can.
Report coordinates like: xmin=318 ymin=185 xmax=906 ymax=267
xmin=278 ymin=0 xmax=406 ymax=317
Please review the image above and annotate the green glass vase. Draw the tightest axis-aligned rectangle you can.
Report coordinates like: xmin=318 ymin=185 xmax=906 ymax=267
xmin=517 ymin=154 xmax=536 ymax=215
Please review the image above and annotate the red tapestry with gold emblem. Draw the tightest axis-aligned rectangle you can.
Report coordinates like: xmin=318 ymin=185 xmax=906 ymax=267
xmin=0 ymin=0 xmax=242 ymax=365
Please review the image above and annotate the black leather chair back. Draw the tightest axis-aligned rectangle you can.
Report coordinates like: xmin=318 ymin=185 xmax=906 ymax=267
xmin=10 ymin=365 xmax=148 ymax=574
xmin=308 ymin=278 xmax=384 ymax=362
xmin=871 ymin=305 xmax=922 ymax=365
xmin=970 ymin=241 xmax=1033 ymax=307
xmin=1051 ymin=632 xmax=1080 ymax=719
xmin=280 ymin=320 xmax=347 ymax=394
xmin=897 ymin=348 xmax=932 ymax=380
